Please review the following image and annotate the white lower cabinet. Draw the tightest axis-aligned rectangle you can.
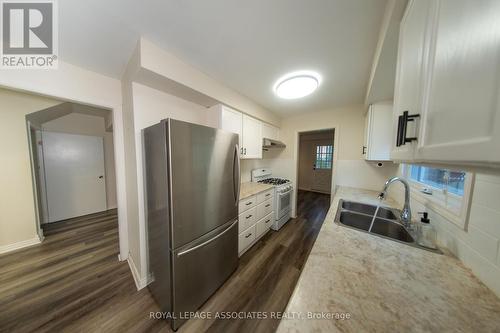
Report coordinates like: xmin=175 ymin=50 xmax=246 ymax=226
xmin=256 ymin=213 xmax=274 ymax=239
xmin=256 ymin=198 xmax=273 ymax=220
xmin=238 ymin=190 xmax=274 ymax=256
xmin=238 ymin=207 xmax=256 ymax=233
xmin=238 ymin=225 xmax=256 ymax=254
xmin=256 ymin=189 xmax=273 ymax=204
xmin=238 ymin=195 xmax=256 ymax=212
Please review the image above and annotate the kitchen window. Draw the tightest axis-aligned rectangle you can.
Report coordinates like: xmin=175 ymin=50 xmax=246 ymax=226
xmin=315 ymin=145 xmax=333 ymax=169
xmin=403 ymin=164 xmax=474 ymax=228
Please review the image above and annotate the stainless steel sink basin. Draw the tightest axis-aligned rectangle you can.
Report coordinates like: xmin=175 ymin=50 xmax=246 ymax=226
xmin=335 ymin=200 xmax=440 ymax=252
xmin=371 ymin=219 xmax=414 ymax=243
xmin=339 ymin=211 xmax=372 ymax=231
xmin=376 ymin=207 xmax=398 ymax=220
xmin=341 ymin=201 xmax=377 ymax=215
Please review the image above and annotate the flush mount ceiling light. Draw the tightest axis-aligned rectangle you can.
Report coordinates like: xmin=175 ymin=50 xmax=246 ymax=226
xmin=273 ymin=71 xmax=321 ymax=99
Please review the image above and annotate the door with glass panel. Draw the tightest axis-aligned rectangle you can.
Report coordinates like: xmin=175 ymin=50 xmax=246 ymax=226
xmin=312 ymin=144 xmax=333 ymax=193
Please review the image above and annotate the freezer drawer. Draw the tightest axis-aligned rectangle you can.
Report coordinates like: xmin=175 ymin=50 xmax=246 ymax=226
xmin=171 ymin=219 xmax=238 ymax=330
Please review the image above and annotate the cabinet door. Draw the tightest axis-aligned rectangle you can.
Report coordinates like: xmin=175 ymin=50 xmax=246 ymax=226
xmin=242 ymin=115 xmax=262 ymax=159
xmin=262 ymin=123 xmax=279 ymax=141
xmin=416 ymin=0 xmax=500 ymax=164
xmin=366 ymin=102 xmax=393 ymax=161
xmin=220 ymin=106 xmax=243 ymax=151
xmin=391 ymin=0 xmax=434 ymax=161
xmin=363 ymin=108 xmax=369 ymax=159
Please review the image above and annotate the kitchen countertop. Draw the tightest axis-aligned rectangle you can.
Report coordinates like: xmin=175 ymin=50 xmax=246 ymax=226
xmin=277 ymin=186 xmax=500 ymax=332
xmin=239 ymin=182 xmax=274 ymax=200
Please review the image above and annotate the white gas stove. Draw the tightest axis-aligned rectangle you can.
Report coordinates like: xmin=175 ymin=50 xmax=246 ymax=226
xmin=251 ymin=168 xmax=292 ymax=230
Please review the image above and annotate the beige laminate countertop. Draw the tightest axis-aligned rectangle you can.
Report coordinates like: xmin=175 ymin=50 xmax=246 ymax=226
xmin=277 ymin=186 xmax=500 ymax=333
xmin=239 ymin=182 xmax=273 ymax=200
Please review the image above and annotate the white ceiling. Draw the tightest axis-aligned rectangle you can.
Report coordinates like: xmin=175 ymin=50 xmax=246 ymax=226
xmin=59 ymin=0 xmax=387 ymax=114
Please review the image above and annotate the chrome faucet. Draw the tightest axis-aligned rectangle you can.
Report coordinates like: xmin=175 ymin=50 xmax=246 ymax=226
xmin=378 ymin=177 xmax=412 ymax=229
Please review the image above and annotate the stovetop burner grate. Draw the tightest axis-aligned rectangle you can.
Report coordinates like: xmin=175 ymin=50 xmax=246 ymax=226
xmin=258 ymin=178 xmax=290 ymax=185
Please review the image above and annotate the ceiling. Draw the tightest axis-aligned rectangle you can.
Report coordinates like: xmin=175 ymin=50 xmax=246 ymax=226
xmin=59 ymin=0 xmax=387 ymax=115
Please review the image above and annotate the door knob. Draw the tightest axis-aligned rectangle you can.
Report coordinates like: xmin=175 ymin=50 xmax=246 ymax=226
xmin=98 ymin=175 xmax=104 ymax=179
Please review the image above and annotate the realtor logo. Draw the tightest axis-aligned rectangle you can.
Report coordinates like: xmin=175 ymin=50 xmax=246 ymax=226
xmin=1 ymin=0 xmax=58 ymax=68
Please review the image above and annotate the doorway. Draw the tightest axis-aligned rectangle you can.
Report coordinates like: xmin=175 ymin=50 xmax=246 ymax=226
xmin=26 ymin=102 xmax=116 ymax=229
xmin=298 ymin=129 xmax=335 ymax=194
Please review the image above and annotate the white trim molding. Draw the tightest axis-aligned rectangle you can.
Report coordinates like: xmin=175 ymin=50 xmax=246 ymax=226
xmin=0 ymin=236 xmax=41 ymax=255
xmin=127 ymin=253 xmax=149 ymax=290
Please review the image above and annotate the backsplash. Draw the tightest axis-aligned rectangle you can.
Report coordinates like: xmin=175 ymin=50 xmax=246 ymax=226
xmin=390 ymin=171 xmax=500 ymax=297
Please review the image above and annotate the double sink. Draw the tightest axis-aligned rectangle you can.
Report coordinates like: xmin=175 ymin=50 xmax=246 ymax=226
xmin=334 ymin=200 xmax=439 ymax=253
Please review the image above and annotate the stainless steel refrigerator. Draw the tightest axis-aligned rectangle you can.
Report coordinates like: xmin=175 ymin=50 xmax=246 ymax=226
xmin=143 ymin=119 xmax=240 ymax=330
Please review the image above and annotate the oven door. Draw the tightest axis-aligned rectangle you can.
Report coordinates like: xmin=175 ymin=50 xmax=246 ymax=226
xmin=277 ymin=188 xmax=292 ymax=219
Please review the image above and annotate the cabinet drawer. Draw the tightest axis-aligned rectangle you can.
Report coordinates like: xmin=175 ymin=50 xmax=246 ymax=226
xmin=257 ymin=189 xmax=274 ymax=204
xmin=238 ymin=207 xmax=256 ymax=233
xmin=256 ymin=197 xmax=274 ymax=221
xmin=256 ymin=212 xmax=274 ymax=239
xmin=238 ymin=225 xmax=256 ymax=253
xmin=239 ymin=195 xmax=256 ymax=213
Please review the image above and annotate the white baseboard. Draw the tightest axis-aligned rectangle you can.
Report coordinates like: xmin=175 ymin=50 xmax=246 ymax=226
xmin=127 ymin=254 xmax=148 ymax=290
xmin=0 ymin=236 xmax=41 ymax=255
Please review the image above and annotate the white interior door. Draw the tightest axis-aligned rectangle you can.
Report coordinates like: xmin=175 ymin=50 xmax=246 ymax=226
xmin=43 ymin=131 xmax=107 ymax=222
xmin=311 ymin=143 xmax=333 ymax=193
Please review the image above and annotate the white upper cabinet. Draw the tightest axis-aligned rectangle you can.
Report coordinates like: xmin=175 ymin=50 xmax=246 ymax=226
xmin=392 ymin=0 xmax=500 ymax=167
xmin=364 ymin=102 xmax=393 ymax=161
xmin=415 ymin=0 xmax=500 ymax=164
xmin=219 ymin=105 xmax=242 ymax=147
xmin=209 ymin=104 xmax=264 ymax=159
xmin=242 ymin=115 xmax=262 ymax=159
xmin=262 ymin=123 xmax=279 ymax=141
xmin=391 ymin=0 xmax=434 ymax=161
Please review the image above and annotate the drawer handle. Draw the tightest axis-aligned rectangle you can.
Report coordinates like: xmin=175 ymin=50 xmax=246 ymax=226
xmin=245 ymin=233 xmax=252 ymax=238
xmin=246 ymin=202 xmax=253 ymax=206
xmin=246 ymin=214 xmax=253 ymax=219
xmin=265 ymin=204 xmax=270 ymax=207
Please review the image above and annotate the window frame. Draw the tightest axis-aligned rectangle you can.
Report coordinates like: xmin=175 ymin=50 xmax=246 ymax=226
xmin=402 ymin=164 xmax=475 ymax=230
xmin=314 ymin=145 xmax=333 ymax=170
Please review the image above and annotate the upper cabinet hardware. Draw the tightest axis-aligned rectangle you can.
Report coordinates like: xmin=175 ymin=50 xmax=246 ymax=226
xmin=397 ymin=111 xmax=420 ymax=146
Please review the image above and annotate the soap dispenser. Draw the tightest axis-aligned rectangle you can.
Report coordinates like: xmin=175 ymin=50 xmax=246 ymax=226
xmin=417 ymin=212 xmax=437 ymax=249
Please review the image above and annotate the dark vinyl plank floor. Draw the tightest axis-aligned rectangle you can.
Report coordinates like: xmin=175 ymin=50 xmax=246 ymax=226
xmin=0 ymin=190 xmax=330 ymax=333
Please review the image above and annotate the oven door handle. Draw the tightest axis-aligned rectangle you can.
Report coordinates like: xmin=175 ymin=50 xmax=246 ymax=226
xmin=278 ymin=189 xmax=293 ymax=196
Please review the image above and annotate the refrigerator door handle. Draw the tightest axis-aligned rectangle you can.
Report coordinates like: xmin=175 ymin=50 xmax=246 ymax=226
xmin=233 ymin=144 xmax=241 ymax=205
xmin=176 ymin=219 xmax=238 ymax=257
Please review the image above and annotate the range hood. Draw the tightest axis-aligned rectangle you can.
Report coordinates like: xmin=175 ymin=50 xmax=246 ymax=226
xmin=262 ymin=138 xmax=286 ymax=150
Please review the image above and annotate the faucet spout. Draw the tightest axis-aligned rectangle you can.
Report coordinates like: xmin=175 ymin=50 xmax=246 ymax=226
xmin=379 ymin=176 xmax=412 ymax=228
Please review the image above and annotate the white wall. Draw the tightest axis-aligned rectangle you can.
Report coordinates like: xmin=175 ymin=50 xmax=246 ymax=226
xmin=0 ymin=88 xmax=61 ymax=252
xmin=42 ymin=113 xmax=117 ymax=210
xmin=0 ymin=61 xmax=129 ymax=260
xmin=269 ymin=105 xmax=398 ymax=216
xmin=131 ymin=83 xmax=215 ymax=284
xmin=139 ymin=39 xmax=281 ymax=127
xmin=389 ymin=166 xmax=500 ymax=297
